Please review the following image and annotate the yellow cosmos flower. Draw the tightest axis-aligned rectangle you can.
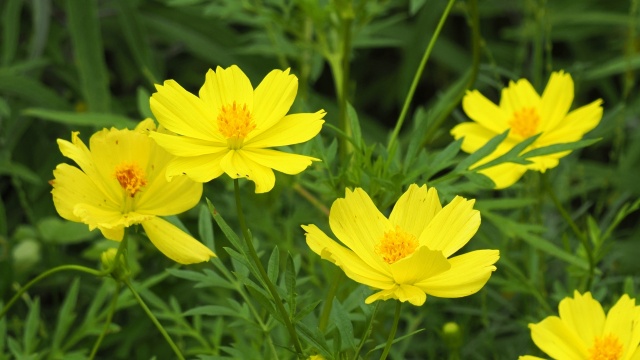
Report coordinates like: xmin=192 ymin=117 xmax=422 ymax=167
xmin=520 ymin=291 xmax=640 ymax=360
xmin=302 ymin=184 xmax=499 ymax=306
xmin=451 ymin=71 xmax=603 ymax=189
xmin=149 ymin=65 xmax=326 ymax=193
xmin=51 ymin=119 xmax=215 ymax=264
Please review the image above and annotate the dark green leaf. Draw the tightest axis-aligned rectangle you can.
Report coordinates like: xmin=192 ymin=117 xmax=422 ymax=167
xmin=52 ymin=278 xmax=80 ymax=353
xmin=330 ymin=298 xmax=355 ymax=351
xmin=23 ymin=108 xmax=137 ymax=128
xmin=520 ymin=138 xmax=601 ymax=158
xmin=198 ymin=204 xmax=215 ymax=251
xmin=267 ymin=246 xmax=280 ymax=284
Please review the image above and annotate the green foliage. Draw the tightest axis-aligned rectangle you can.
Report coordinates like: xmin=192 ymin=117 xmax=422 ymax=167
xmin=1 ymin=0 xmax=640 ymax=358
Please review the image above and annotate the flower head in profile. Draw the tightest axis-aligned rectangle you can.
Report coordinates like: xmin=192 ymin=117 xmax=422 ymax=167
xmin=149 ymin=65 xmax=326 ymax=193
xmin=51 ymin=119 xmax=215 ymax=264
xmin=302 ymin=184 xmax=499 ymax=306
xmin=451 ymin=71 xmax=603 ymax=189
xmin=520 ymin=291 xmax=640 ymax=360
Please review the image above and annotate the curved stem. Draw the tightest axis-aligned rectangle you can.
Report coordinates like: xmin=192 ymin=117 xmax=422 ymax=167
xmin=0 ymin=264 xmax=104 ymax=319
xmin=387 ymin=0 xmax=457 ymax=153
xmin=124 ymin=279 xmax=185 ymax=360
xmin=380 ymin=301 xmax=402 ymax=360
xmin=233 ymin=179 xmax=305 ymax=359
xmin=89 ymin=281 xmax=122 ymax=359
xmin=352 ymin=301 xmax=380 ymax=360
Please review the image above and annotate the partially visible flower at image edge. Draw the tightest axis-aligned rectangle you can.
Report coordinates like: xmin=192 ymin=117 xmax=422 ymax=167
xmin=519 ymin=291 xmax=640 ymax=360
xmin=50 ymin=119 xmax=215 ymax=264
xmin=149 ymin=64 xmax=326 ymax=193
xmin=451 ymin=70 xmax=603 ymax=189
xmin=302 ymin=184 xmax=499 ymax=306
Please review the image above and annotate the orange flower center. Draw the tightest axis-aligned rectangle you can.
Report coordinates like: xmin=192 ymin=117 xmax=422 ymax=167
xmin=115 ymin=162 xmax=147 ymax=197
xmin=217 ymin=101 xmax=255 ymax=149
xmin=588 ymin=334 xmax=623 ymax=360
xmin=508 ymin=107 xmax=540 ymax=138
xmin=375 ymin=226 xmax=419 ymax=264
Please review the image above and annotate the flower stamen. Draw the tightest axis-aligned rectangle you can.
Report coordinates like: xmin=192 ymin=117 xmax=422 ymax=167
xmin=217 ymin=101 xmax=255 ymax=149
xmin=115 ymin=162 xmax=147 ymax=197
xmin=508 ymin=107 xmax=540 ymax=138
xmin=588 ymin=334 xmax=623 ymax=360
xmin=375 ymin=226 xmax=419 ymax=264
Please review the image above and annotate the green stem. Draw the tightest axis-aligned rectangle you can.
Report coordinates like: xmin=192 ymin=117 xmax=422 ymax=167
xmin=542 ymin=174 xmax=594 ymax=288
xmin=0 ymin=264 xmax=104 ymax=319
xmin=318 ymin=269 xmax=343 ymax=332
xmin=233 ymin=179 xmax=304 ymax=359
xmin=336 ymin=13 xmax=353 ymax=163
xmin=420 ymin=0 xmax=481 ymax=148
xmin=387 ymin=0 xmax=457 ymax=153
xmin=352 ymin=301 xmax=380 ymax=360
xmin=124 ymin=279 xmax=185 ymax=360
xmin=209 ymin=258 xmax=280 ymax=360
xmin=89 ymin=281 xmax=122 ymax=359
xmin=380 ymin=301 xmax=402 ymax=360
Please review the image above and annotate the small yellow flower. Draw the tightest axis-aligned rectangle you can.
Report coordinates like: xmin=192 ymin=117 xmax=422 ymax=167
xmin=451 ymin=71 xmax=603 ymax=189
xmin=302 ymin=184 xmax=499 ymax=306
xmin=149 ymin=65 xmax=326 ymax=193
xmin=51 ymin=119 xmax=215 ymax=264
xmin=520 ymin=291 xmax=640 ymax=360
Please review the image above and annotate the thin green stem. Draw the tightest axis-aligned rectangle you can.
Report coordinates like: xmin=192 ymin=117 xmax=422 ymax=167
xmin=1 ymin=228 xmax=130 ymax=319
xmin=420 ymin=0 xmax=481 ymax=148
xmin=380 ymin=301 xmax=402 ymax=360
xmin=387 ymin=0 xmax=457 ymax=153
xmin=124 ymin=279 xmax=185 ymax=360
xmin=318 ymin=270 xmax=343 ymax=332
xmin=89 ymin=281 xmax=122 ymax=360
xmin=352 ymin=301 xmax=380 ymax=360
xmin=542 ymin=174 xmax=594 ymax=289
xmin=1 ymin=264 xmax=104 ymax=319
xmin=209 ymin=258 xmax=280 ymax=360
xmin=233 ymin=179 xmax=304 ymax=359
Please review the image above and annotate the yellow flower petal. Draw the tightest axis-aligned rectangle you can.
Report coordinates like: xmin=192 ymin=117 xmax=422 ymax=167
xmin=165 ymin=152 xmax=227 ymax=182
xmin=389 ymin=246 xmax=450 ymax=285
xmin=241 ymin=148 xmax=319 ymax=175
xmin=329 ymin=188 xmax=392 ymax=276
xmin=526 ymin=155 xmax=560 ymax=172
xmin=220 ymin=150 xmax=275 ymax=193
xmin=365 ymin=284 xmax=427 ymax=306
xmin=539 ymin=71 xmax=574 ymax=132
xmin=199 ymin=65 xmax=254 ymax=121
xmin=462 ymin=90 xmax=510 ymax=134
xmin=603 ymin=294 xmax=636 ymax=356
xmin=51 ymin=164 xmax=119 ymax=223
xmin=557 ymin=291 xmax=605 ymax=348
xmin=414 ymin=250 xmax=498 ymax=297
xmin=529 ymin=316 xmax=587 ymax=360
xmin=74 ymin=204 xmax=152 ymax=230
xmin=420 ymin=196 xmax=480 ymax=257
xmin=477 ymin=161 xmax=528 ymax=189
xmin=99 ymin=225 xmax=124 ymax=241
xmin=389 ymin=184 xmax=441 ymax=239
xmin=136 ymin=170 xmax=203 ymax=216
xmin=57 ymin=133 xmax=120 ymax=204
xmin=141 ymin=217 xmax=215 ymax=264
xmin=518 ymin=356 xmax=547 ymax=360
xmin=135 ymin=118 xmax=157 ymax=132
xmin=150 ymin=132 xmax=227 ymax=157
xmin=303 ymin=224 xmax=394 ymax=289
xmin=538 ymin=99 xmax=603 ymax=145
xmin=499 ymin=78 xmax=540 ymax=114
xmin=249 ymin=68 xmax=298 ymax=138
xmin=151 ymin=80 xmax=221 ymax=141
xmin=452 ymin=122 xmax=498 ymax=153
xmin=245 ymin=111 xmax=325 ymax=149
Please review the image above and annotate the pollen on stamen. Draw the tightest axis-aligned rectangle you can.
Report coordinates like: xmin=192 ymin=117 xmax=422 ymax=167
xmin=217 ymin=101 xmax=256 ymax=140
xmin=375 ymin=226 xmax=419 ymax=264
xmin=588 ymin=334 xmax=623 ymax=360
xmin=508 ymin=106 xmax=540 ymax=138
xmin=115 ymin=162 xmax=147 ymax=197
